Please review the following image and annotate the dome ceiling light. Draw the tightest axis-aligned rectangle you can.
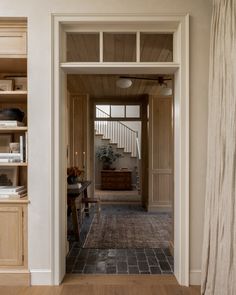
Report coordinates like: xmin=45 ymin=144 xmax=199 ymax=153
xmin=116 ymin=78 xmax=133 ymax=89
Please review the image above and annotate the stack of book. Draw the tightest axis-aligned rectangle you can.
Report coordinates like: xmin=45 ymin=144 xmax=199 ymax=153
xmin=0 ymin=153 xmax=21 ymax=162
xmin=0 ymin=132 xmax=28 ymax=164
xmin=0 ymin=186 xmax=27 ymax=198
xmin=0 ymin=121 xmax=24 ymax=128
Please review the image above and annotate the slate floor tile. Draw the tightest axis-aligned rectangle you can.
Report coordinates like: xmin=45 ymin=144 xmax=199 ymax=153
xmin=140 ymin=271 xmax=150 ymax=274
xmin=147 ymin=256 xmax=158 ymax=266
xmin=156 ymin=253 xmax=167 ymax=261
xmin=84 ymin=266 xmax=96 ymax=273
xmin=128 ymin=256 xmax=138 ymax=265
xmin=159 ymin=261 xmax=171 ymax=271
xmin=96 ymin=261 xmax=106 ymax=273
xmin=117 ymin=261 xmax=128 ymax=272
xmin=106 ymin=266 xmax=117 ymax=274
xmin=138 ymin=261 xmax=149 ymax=271
xmin=128 ymin=266 xmax=140 ymax=274
xmin=150 ymin=266 xmax=161 ymax=274
xmin=136 ymin=253 xmax=147 ymax=261
xmin=68 ymin=247 xmax=174 ymax=275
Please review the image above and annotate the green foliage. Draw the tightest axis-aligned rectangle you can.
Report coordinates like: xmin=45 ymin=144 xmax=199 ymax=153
xmin=96 ymin=145 xmax=121 ymax=166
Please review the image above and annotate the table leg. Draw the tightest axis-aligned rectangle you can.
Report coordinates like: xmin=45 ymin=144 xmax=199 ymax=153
xmin=71 ymin=199 xmax=80 ymax=241
xmin=83 ymin=188 xmax=89 ymax=217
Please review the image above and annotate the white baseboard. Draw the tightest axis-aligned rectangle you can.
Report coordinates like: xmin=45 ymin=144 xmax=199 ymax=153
xmin=30 ymin=269 xmax=52 ymax=285
xmin=190 ymin=269 xmax=201 ymax=285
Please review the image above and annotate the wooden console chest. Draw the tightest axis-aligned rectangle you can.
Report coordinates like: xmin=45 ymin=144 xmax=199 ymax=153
xmin=101 ymin=170 xmax=132 ymax=190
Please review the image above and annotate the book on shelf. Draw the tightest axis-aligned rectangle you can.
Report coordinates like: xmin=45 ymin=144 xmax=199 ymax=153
xmin=0 ymin=186 xmax=25 ymax=192
xmin=0 ymin=152 xmax=21 ymax=162
xmin=0 ymin=186 xmax=27 ymax=199
xmin=0 ymin=121 xmax=25 ymax=127
xmin=20 ymin=135 xmax=24 ymax=162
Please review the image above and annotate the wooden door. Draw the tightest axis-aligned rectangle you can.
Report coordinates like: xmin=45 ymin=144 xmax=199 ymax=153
xmin=0 ymin=206 xmax=23 ymax=266
xmin=148 ymin=95 xmax=173 ymax=211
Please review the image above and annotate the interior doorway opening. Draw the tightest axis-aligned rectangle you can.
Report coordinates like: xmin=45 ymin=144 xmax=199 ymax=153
xmin=53 ymin=14 xmax=190 ymax=285
xmin=94 ymin=103 xmax=142 ymax=204
xmin=66 ymin=73 xmax=174 ymax=275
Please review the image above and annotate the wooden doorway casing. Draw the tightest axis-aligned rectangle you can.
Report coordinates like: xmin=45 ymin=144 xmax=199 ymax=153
xmin=52 ymin=14 xmax=189 ymax=286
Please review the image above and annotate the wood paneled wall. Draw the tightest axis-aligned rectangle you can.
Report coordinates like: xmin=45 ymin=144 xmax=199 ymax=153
xmin=148 ymin=95 xmax=173 ymax=211
xmin=68 ymin=94 xmax=89 ymax=175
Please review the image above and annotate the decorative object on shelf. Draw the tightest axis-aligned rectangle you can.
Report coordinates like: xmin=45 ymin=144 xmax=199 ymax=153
xmin=13 ymin=77 xmax=27 ymax=91
xmin=9 ymin=142 xmax=20 ymax=153
xmin=96 ymin=145 xmax=121 ymax=170
xmin=0 ymin=134 xmax=12 ymax=152
xmin=0 ymin=79 xmax=13 ymax=91
xmin=0 ymin=108 xmax=24 ymax=122
xmin=0 ymin=167 xmax=18 ymax=186
xmin=67 ymin=167 xmax=84 ymax=184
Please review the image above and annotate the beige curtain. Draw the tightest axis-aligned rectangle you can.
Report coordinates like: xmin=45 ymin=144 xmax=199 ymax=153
xmin=201 ymin=0 xmax=236 ymax=294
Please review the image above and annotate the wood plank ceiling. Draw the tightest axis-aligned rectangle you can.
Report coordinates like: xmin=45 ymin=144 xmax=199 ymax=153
xmin=66 ymin=32 xmax=173 ymax=98
xmin=67 ymin=74 xmax=173 ymax=99
xmin=66 ymin=33 xmax=173 ymax=63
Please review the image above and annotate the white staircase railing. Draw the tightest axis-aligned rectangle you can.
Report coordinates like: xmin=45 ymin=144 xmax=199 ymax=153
xmin=95 ymin=107 xmax=140 ymax=158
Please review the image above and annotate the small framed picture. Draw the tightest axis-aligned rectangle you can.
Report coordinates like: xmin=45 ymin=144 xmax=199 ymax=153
xmin=0 ymin=134 xmax=12 ymax=153
xmin=0 ymin=79 xmax=13 ymax=91
xmin=0 ymin=167 xmax=19 ymax=186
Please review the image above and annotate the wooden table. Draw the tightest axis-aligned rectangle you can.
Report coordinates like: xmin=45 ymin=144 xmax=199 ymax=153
xmin=67 ymin=181 xmax=91 ymax=241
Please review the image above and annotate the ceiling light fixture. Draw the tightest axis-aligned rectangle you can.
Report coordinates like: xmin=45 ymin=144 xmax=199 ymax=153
xmin=116 ymin=78 xmax=132 ymax=89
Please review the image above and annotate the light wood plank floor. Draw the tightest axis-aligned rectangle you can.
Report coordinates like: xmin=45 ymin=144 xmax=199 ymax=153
xmin=0 ymin=275 xmax=200 ymax=295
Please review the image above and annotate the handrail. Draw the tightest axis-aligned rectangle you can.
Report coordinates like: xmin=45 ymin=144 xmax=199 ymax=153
xmin=95 ymin=107 xmax=140 ymax=157
xmin=96 ymin=107 xmax=137 ymax=134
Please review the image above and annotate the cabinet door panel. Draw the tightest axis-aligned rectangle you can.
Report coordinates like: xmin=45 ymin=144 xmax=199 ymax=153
xmin=0 ymin=206 xmax=23 ymax=266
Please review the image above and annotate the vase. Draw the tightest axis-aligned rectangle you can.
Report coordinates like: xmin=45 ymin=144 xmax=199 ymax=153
xmin=67 ymin=175 xmax=78 ymax=184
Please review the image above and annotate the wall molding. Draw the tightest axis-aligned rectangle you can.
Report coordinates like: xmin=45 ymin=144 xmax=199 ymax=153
xmin=190 ymin=269 xmax=201 ymax=285
xmin=30 ymin=269 xmax=52 ymax=285
xmin=0 ymin=271 xmax=30 ymax=286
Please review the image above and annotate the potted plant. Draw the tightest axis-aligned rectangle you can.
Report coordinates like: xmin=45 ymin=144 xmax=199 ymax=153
xmin=96 ymin=145 xmax=121 ymax=170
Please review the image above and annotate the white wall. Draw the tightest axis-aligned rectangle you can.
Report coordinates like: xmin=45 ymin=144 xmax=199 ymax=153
xmin=0 ymin=0 xmax=211 ymax=285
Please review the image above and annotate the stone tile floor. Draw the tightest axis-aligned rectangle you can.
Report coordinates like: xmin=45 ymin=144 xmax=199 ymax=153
xmin=66 ymin=245 xmax=174 ymax=274
xmin=67 ymin=204 xmax=174 ymax=275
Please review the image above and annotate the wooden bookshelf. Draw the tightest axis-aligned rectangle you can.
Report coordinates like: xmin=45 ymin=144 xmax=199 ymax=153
xmin=0 ymin=91 xmax=27 ymax=103
xmin=0 ymin=127 xmax=27 ymax=133
xmin=0 ymin=197 xmax=29 ymax=204
xmin=0 ymin=19 xmax=29 ymax=282
xmin=0 ymin=162 xmax=28 ymax=167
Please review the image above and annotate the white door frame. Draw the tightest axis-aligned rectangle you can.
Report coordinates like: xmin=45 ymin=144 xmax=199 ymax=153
xmin=52 ymin=13 xmax=189 ymax=286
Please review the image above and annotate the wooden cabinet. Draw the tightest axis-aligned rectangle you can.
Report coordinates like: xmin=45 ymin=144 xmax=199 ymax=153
xmin=0 ymin=21 xmax=27 ymax=57
xmin=101 ymin=170 xmax=132 ymax=190
xmin=0 ymin=19 xmax=29 ymax=285
xmin=0 ymin=203 xmax=27 ymax=267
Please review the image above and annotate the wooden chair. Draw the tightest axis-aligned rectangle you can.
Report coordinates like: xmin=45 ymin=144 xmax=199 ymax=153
xmin=82 ymin=197 xmax=101 ymax=222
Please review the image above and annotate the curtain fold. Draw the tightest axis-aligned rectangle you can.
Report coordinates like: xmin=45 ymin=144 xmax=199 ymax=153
xmin=201 ymin=0 xmax=236 ymax=294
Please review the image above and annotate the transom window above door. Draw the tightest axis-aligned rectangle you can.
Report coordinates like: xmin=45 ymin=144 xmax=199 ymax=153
xmin=96 ymin=104 xmax=140 ymax=119
xmin=66 ymin=32 xmax=173 ymax=63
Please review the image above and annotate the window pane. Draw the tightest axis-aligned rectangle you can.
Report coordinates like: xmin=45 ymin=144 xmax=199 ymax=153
xmin=103 ymin=33 xmax=136 ymax=62
xmin=126 ymin=105 xmax=140 ymax=118
xmin=96 ymin=105 xmax=110 ymax=118
xmin=140 ymin=33 xmax=173 ymax=62
xmin=111 ymin=105 xmax=125 ymax=117
xmin=67 ymin=33 xmax=99 ymax=62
